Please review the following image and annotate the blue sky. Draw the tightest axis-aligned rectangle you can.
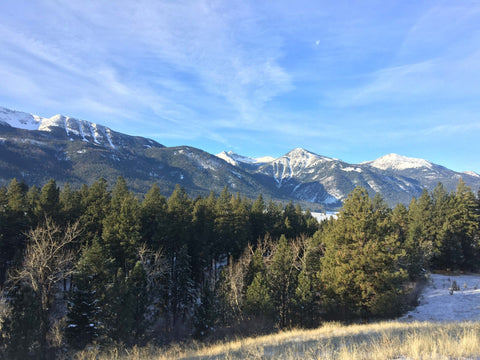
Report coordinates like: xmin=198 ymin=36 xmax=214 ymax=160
xmin=1 ymin=0 xmax=480 ymax=173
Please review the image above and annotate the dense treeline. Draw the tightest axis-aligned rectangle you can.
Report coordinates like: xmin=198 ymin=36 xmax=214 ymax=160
xmin=0 ymin=177 xmax=478 ymax=359
xmin=0 ymin=177 xmax=317 ymax=358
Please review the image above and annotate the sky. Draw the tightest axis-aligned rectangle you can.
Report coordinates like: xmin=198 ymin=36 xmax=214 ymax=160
xmin=1 ymin=0 xmax=480 ymax=173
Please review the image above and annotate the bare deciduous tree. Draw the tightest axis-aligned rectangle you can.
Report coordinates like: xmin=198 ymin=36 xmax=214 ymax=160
xmin=10 ymin=219 xmax=79 ymax=313
xmin=8 ymin=218 xmax=80 ymax=357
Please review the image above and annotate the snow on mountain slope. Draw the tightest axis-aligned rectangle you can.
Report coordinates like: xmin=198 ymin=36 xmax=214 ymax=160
xmin=363 ymin=153 xmax=433 ymax=171
xmin=266 ymin=148 xmax=334 ymax=185
xmin=463 ymin=170 xmax=480 ymax=178
xmin=401 ymin=273 xmax=480 ymax=321
xmin=0 ymin=106 xmax=116 ymax=148
xmin=216 ymin=151 xmax=275 ymax=166
xmin=0 ymin=107 xmax=44 ymax=130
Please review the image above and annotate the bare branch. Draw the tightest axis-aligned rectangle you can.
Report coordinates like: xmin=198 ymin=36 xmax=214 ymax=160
xmin=8 ymin=219 xmax=80 ymax=312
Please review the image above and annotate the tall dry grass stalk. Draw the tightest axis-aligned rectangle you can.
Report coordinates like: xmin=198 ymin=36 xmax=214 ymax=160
xmin=73 ymin=321 xmax=480 ymax=359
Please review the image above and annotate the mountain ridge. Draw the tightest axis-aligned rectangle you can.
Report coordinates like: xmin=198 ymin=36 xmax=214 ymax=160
xmin=1 ymin=106 xmax=479 ymax=209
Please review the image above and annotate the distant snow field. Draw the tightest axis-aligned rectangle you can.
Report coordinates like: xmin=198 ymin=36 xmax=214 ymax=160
xmin=311 ymin=212 xmax=338 ymax=222
xmin=400 ymin=273 xmax=480 ymax=322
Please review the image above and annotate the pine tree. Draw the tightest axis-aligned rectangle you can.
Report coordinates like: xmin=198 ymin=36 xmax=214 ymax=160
xmin=166 ymin=185 xmax=193 ymax=257
xmin=36 ymin=179 xmax=61 ymax=223
xmin=320 ymin=187 xmax=407 ymax=319
xmin=193 ymin=284 xmax=218 ymax=339
xmin=265 ymin=200 xmax=283 ymax=238
xmin=66 ymin=239 xmax=111 ymax=348
xmin=191 ymin=194 xmax=216 ymax=283
xmin=79 ymin=178 xmax=111 ymax=244
xmin=4 ymin=179 xmax=30 ymax=262
xmin=441 ymin=179 xmax=480 ymax=270
xmin=140 ymin=183 xmax=167 ymax=250
xmin=168 ymin=245 xmax=195 ymax=331
xmin=268 ymin=235 xmax=298 ymax=328
xmin=229 ymin=193 xmax=251 ymax=258
xmin=102 ymin=177 xmax=142 ymax=271
xmin=126 ymin=261 xmax=149 ymax=342
xmin=105 ymin=268 xmax=133 ymax=343
xmin=244 ymin=272 xmax=273 ymax=318
xmin=4 ymin=285 xmax=42 ymax=359
xmin=406 ymin=190 xmax=434 ymax=276
xmin=293 ymin=235 xmax=323 ymax=327
xmin=60 ymin=183 xmax=82 ymax=226
xmin=250 ymin=194 xmax=266 ymax=242
xmin=66 ymin=269 xmax=99 ymax=349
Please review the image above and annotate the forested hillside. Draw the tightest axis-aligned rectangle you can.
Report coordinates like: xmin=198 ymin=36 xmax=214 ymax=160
xmin=0 ymin=177 xmax=478 ymax=359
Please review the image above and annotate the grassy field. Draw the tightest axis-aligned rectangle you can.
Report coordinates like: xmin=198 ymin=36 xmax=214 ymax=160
xmin=73 ymin=320 xmax=480 ymax=360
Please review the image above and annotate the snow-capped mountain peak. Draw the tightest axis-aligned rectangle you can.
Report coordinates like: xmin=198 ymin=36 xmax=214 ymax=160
xmin=363 ymin=153 xmax=433 ymax=171
xmin=0 ymin=107 xmax=44 ymax=130
xmin=284 ymin=148 xmax=334 ymax=163
xmin=0 ymin=106 xmax=116 ymax=148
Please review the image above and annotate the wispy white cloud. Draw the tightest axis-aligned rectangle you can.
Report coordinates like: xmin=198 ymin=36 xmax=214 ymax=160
xmin=0 ymin=0 xmax=293 ymax=128
xmin=1 ymin=0 xmax=480 ymax=172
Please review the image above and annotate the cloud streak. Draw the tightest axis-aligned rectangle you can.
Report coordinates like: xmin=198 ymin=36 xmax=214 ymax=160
xmin=1 ymin=0 xmax=480 ymax=172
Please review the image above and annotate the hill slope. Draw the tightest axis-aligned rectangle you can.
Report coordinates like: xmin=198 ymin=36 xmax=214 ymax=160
xmin=1 ymin=106 xmax=479 ymax=207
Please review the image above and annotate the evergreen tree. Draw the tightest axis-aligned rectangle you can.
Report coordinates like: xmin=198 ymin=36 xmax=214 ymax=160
xmin=432 ymin=179 xmax=480 ymax=270
xmin=168 ymin=245 xmax=195 ymax=331
xmin=126 ymin=261 xmax=149 ymax=342
xmin=214 ymin=187 xmax=235 ymax=259
xmin=320 ymin=187 xmax=407 ymax=319
xmin=191 ymin=193 xmax=216 ymax=283
xmin=4 ymin=179 xmax=30 ymax=266
xmin=265 ymin=200 xmax=283 ymax=238
xmin=302 ymin=209 xmax=319 ymax=237
xmin=140 ymin=183 xmax=167 ymax=250
xmin=229 ymin=193 xmax=251 ymax=258
xmin=193 ymin=284 xmax=218 ymax=339
xmin=282 ymin=201 xmax=299 ymax=239
xmin=166 ymin=185 xmax=193 ymax=257
xmin=102 ymin=177 xmax=142 ymax=271
xmin=268 ymin=235 xmax=298 ymax=328
xmin=244 ymin=272 xmax=273 ymax=318
xmin=66 ymin=239 xmax=111 ymax=348
xmin=105 ymin=268 xmax=133 ymax=343
xmin=430 ymin=183 xmax=457 ymax=269
xmin=293 ymin=235 xmax=323 ymax=327
xmin=60 ymin=183 xmax=83 ymax=226
xmin=250 ymin=194 xmax=266 ymax=242
xmin=79 ymin=178 xmax=111 ymax=244
xmin=4 ymin=285 xmax=42 ymax=359
xmin=452 ymin=179 xmax=479 ymax=269
xmin=66 ymin=270 xmax=99 ymax=349
xmin=36 ymin=179 xmax=61 ymax=223
xmin=406 ymin=190 xmax=434 ymax=277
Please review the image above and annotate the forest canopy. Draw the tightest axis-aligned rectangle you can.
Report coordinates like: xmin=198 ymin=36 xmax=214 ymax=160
xmin=0 ymin=177 xmax=478 ymax=359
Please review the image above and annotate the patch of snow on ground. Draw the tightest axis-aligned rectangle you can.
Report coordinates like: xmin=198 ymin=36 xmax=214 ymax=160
xmin=311 ymin=212 xmax=338 ymax=222
xmin=400 ymin=273 xmax=480 ymax=321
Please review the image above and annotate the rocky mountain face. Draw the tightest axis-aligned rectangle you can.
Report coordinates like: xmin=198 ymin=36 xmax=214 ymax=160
xmin=1 ymin=106 xmax=479 ymax=209
xmin=220 ymin=148 xmax=480 ymax=207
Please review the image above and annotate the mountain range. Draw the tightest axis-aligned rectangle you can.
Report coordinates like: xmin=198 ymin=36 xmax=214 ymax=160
xmin=1 ymin=106 xmax=479 ymax=210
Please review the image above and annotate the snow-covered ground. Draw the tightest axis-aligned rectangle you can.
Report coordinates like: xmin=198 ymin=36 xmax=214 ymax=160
xmin=400 ymin=273 xmax=480 ymax=321
xmin=311 ymin=212 xmax=338 ymax=222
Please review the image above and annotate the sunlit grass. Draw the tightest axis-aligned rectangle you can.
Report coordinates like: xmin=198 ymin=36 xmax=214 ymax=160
xmin=73 ymin=321 xmax=480 ymax=360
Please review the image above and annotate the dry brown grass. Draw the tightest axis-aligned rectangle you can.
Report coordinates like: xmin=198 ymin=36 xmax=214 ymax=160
xmin=73 ymin=321 xmax=480 ymax=360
